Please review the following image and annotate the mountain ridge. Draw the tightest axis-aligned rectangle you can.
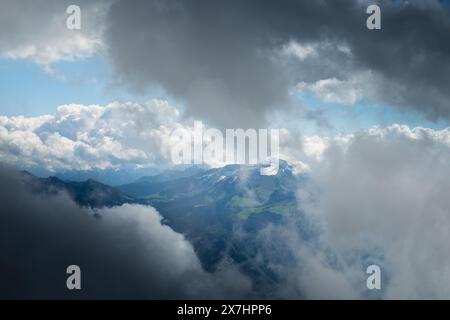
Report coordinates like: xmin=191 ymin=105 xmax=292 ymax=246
xmin=21 ymin=161 xmax=306 ymax=290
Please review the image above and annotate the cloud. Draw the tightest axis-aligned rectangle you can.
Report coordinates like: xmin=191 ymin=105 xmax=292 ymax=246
xmin=0 ymin=100 xmax=195 ymax=172
xmin=104 ymin=0 xmax=292 ymax=128
xmin=4 ymin=0 xmax=450 ymax=123
xmin=0 ymin=0 xmax=109 ymax=65
xmin=103 ymin=0 xmax=450 ymax=126
xmin=237 ymin=220 xmax=362 ymax=299
xmin=297 ymin=78 xmax=363 ymax=106
xmin=0 ymin=166 xmax=251 ymax=298
xmin=293 ymin=124 xmax=450 ymax=299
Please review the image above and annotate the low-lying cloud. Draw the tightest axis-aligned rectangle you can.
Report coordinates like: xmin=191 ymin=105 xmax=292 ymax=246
xmin=295 ymin=125 xmax=450 ymax=299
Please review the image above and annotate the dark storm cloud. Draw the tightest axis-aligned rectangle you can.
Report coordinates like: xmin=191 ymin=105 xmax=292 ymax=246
xmin=0 ymin=166 xmax=250 ymax=299
xmin=104 ymin=0 xmax=450 ymax=126
xmin=105 ymin=0 xmax=292 ymax=128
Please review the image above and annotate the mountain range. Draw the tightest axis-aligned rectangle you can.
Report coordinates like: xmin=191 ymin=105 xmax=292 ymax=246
xmin=23 ymin=160 xmax=307 ymax=294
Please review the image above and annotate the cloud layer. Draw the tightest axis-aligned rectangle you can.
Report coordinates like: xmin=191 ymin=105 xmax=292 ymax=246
xmin=104 ymin=0 xmax=450 ymax=126
xmin=3 ymin=1 xmax=450 ymax=125
xmin=0 ymin=100 xmax=188 ymax=172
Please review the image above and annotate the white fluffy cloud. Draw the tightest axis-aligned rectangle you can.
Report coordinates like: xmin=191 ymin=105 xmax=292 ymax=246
xmin=0 ymin=100 xmax=192 ymax=171
xmin=297 ymin=77 xmax=362 ymax=106
xmin=282 ymin=41 xmax=317 ymax=60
